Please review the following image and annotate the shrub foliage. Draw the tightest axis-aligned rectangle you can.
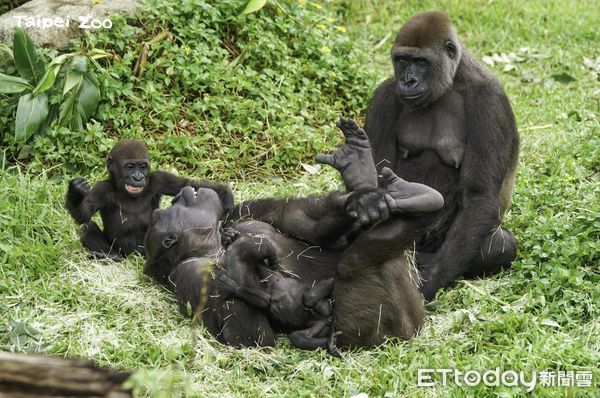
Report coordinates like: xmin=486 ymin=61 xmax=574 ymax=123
xmin=0 ymin=0 xmax=375 ymax=178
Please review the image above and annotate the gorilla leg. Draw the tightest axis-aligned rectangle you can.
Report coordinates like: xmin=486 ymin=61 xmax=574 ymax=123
xmin=225 ymin=192 xmax=355 ymax=248
xmin=80 ymin=221 xmax=121 ymax=259
xmin=464 ymin=227 xmax=517 ymax=278
xmin=332 ymin=216 xmax=429 ymax=347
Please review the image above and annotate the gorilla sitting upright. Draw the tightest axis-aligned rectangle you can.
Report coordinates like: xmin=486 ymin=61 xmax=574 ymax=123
xmin=144 ymin=118 xmax=444 ymax=351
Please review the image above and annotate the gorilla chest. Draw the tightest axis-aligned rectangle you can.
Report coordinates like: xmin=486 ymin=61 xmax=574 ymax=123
xmin=396 ymin=95 xmax=466 ymax=169
xmin=103 ymin=196 xmax=155 ymax=236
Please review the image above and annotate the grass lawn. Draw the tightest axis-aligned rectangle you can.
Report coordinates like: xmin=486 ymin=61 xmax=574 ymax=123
xmin=0 ymin=0 xmax=598 ymax=397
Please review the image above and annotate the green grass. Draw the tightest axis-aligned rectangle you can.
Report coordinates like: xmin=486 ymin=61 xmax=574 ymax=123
xmin=0 ymin=0 xmax=598 ymax=397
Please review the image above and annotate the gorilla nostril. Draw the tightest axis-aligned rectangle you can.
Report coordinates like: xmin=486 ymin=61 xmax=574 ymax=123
xmin=403 ymin=75 xmax=418 ymax=87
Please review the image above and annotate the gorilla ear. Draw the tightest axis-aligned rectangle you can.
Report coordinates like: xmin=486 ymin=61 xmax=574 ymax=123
xmin=107 ymin=156 xmax=114 ymax=173
xmin=445 ymin=40 xmax=457 ymax=58
xmin=162 ymin=234 xmax=178 ymax=249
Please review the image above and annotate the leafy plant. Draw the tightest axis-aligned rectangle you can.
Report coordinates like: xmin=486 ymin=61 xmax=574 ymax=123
xmin=0 ymin=28 xmax=107 ymax=149
xmin=241 ymin=0 xmax=268 ymax=15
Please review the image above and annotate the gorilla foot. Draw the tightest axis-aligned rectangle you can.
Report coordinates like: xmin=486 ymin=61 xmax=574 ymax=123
xmin=328 ymin=331 xmax=343 ymax=358
xmin=464 ymin=226 xmax=518 ymax=278
xmin=382 ymin=167 xmax=444 ymax=214
xmin=316 ymin=117 xmax=378 ymax=192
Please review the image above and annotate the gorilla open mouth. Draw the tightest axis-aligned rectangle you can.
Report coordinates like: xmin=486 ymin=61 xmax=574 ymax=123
xmin=125 ymin=184 xmax=144 ymax=194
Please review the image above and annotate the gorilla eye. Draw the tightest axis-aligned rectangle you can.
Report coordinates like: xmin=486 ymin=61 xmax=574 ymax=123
xmin=416 ymin=58 xmax=428 ymax=66
xmin=394 ymin=55 xmax=408 ymax=63
xmin=140 ymin=163 xmax=148 ymax=170
xmin=125 ymin=163 xmax=135 ymax=169
xmin=445 ymin=41 xmax=457 ymax=56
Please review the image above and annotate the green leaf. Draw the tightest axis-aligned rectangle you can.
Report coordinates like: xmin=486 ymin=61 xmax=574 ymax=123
xmin=15 ymin=92 xmax=48 ymax=142
xmin=63 ymin=69 xmax=84 ymax=95
xmin=241 ymin=0 xmax=267 ymax=15
xmin=32 ymin=63 xmax=62 ymax=95
xmin=0 ymin=72 xmax=32 ymax=94
xmin=76 ymin=77 xmax=100 ymax=121
xmin=551 ymin=72 xmax=576 ymax=83
xmin=71 ymin=55 xmax=88 ymax=73
xmin=59 ymin=90 xmax=77 ymax=125
xmin=12 ymin=27 xmax=46 ymax=83
xmin=51 ymin=53 xmax=73 ymax=65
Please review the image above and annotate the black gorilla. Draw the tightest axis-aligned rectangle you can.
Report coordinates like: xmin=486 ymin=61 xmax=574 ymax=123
xmin=364 ymin=12 xmax=520 ymax=300
xmin=144 ymin=119 xmax=444 ymax=349
xmin=218 ymin=229 xmax=340 ymax=355
xmin=144 ymin=186 xmax=277 ymax=347
xmin=65 ymin=139 xmax=233 ymax=259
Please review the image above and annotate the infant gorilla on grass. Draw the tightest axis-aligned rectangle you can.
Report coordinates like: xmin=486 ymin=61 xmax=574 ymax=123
xmin=144 ymin=118 xmax=444 ymax=353
xmin=65 ymin=139 xmax=233 ymax=260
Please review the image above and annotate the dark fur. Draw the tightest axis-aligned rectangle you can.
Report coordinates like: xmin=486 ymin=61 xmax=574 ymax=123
xmin=144 ymin=118 xmax=442 ymax=350
xmin=224 ymin=190 xmax=431 ymax=348
xmin=143 ymin=186 xmax=277 ymax=348
xmin=217 ymin=230 xmax=338 ymax=354
xmin=65 ymin=139 xmax=233 ymax=258
xmin=364 ymin=12 xmax=520 ymax=300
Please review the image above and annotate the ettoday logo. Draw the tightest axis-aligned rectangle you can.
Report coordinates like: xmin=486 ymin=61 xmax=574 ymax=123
xmin=417 ymin=368 xmax=593 ymax=392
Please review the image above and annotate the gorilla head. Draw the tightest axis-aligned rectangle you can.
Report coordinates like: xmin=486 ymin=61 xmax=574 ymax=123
xmin=107 ymin=139 xmax=151 ymax=196
xmin=143 ymin=186 xmax=224 ymax=285
xmin=391 ymin=12 xmax=462 ymax=108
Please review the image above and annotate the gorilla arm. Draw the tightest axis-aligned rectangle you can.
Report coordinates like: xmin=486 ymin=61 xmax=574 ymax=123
xmin=419 ymin=86 xmax=519 ymax=300
xmin=65 ymin=180 xmax=113 ymax=225
xmin=151 ymin=171 xmax=234 ymax=213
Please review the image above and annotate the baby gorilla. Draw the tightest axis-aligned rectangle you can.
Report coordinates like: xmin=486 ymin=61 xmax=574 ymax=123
xmin=218 ymin=229 xmax=340 ymax=355
xmin=65 ymin=139 xmax=233 ymax=259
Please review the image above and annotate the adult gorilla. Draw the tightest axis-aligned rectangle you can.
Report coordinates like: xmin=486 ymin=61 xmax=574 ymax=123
xmin=364 ymin=12 xmax=520 ymax=300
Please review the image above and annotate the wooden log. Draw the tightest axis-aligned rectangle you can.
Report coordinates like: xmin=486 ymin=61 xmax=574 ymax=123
xmin=0 ymin=352 xmax=132 ymax=397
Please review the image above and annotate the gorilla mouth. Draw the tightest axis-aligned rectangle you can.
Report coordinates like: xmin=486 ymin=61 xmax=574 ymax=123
xmin=402 ymin=93 xmax=424 ymax=100
xmin=125 ymin=184 xmax=144 ymax=194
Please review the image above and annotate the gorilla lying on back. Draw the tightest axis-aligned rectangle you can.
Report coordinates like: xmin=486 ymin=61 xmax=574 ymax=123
xmin=144 ymin=118 xmax=444 ymax=350
xmin=364 ymin=12 xmax=520 ymax=300
xmin=65 ymin=139 xmax=233 ymax=259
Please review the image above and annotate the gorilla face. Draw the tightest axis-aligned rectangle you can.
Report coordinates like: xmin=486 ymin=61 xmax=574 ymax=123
xmin=107 ymin=139 xmax=151 ymax=197
xmin=118 ymin=159 xmax=149 ymax=196
xmin=145 ymin=186 xmax=223 ymax=268
xmin=392 ymin=51 xmax=431 ymax=105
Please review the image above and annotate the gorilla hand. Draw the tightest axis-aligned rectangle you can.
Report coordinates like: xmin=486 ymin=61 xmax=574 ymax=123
xmin=346 ymin=190 xmax=390 ymax=226
xmin=316 ymin=118 xmax=378 ymax=192
xmin=67 ymin=177 xmax=91 ymax=207
xmin=381 ymin=167 xmax=444 ymax=214
xmin=221 ymin=228 xmax=240 ymax=248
